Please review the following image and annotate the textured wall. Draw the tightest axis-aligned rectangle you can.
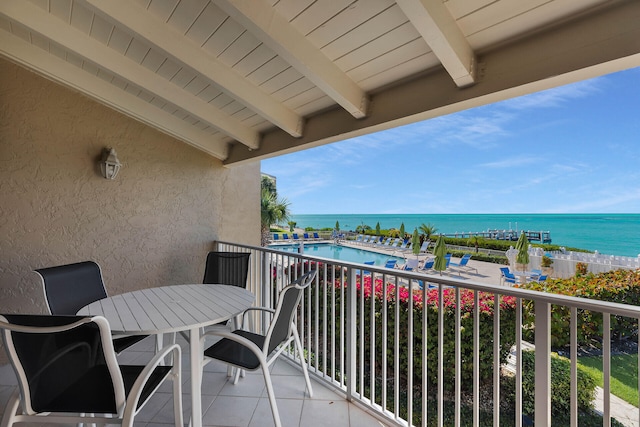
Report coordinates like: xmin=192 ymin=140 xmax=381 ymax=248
xmin=0 ymin=58 xmax=260 ymax=321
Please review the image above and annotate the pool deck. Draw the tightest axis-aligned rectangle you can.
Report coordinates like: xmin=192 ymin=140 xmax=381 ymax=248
xmin=336 ymin=239 xmax=505 ymax=285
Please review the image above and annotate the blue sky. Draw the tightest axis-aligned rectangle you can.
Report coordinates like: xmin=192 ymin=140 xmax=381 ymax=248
xmin=261 ymin=67 xmax=640 ymax=215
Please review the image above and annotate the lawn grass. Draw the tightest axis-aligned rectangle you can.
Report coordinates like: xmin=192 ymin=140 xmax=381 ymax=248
xmin=578 ymin=353 xmax=639 ymax=406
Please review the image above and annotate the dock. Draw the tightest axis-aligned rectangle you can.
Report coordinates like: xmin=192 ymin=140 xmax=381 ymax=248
xmin=441 ymin=229 xmax=552 ymax=243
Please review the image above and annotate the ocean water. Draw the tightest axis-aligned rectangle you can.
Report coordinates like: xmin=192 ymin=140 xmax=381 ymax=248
xmin=290 ymin=214 xmax=640 ymax=258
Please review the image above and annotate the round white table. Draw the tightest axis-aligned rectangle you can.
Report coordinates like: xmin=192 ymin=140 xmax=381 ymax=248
xmin=78 ymin=284 xmax=255 ymax=427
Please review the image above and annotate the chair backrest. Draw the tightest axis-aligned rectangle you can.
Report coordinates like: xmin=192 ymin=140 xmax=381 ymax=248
xmin=265 ymin=270 xmax=317 ymax=355
xmin=500 ymin=267 xmax=510 ymax=276
xmin=445 ymin=254 xmax=451 ymax=267
xmin=422 ymin=259 xmax=434 ymax=270
xmin=404 ymin=258 xmax=419 ymax=271
xmin=292 ymin=233 xmax=299 ymax=239
xmin=0 ymin=314 xmax=124 ymax=415
xmin=273 ymin=234 xmax=279 ymax=240
xmin=303 ymin=233 xmax=310 ymax=239
xmin=313 ymin=232 xmax=319 ymax=239
xmin=384 ymin=260 xmax=397 ymax=269
xmin=36 ymin=261 xmax=108 ymax=315
xmin=203 ymin=252 xmax=251 ymax=288
xmin=459 ymin=254 xmax=471 ymax=266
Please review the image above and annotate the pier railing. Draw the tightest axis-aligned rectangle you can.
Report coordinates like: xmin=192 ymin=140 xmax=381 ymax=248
xmin=216 ymin=240 xmax=640 ymax=427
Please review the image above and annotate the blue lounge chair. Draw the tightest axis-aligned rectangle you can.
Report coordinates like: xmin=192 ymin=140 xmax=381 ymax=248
xmin=273 ymin=234 xmax=279 ymax=241
xmin=282 ymin=233 xmax=290 ymax=241
xmin=420 ymin=259 xmax=435 ymax=272
xmin=303 ymin=233 xmax=310 ymax=240
xmin=313 ymin=232 xmax=320 ymax=240
xmin=449 ymin=254 xmax=478 ymax=274
xmin=292 ymin=233 xmax=300 ymax=240
xmin=384 ymin=259 xmax=397 ymax=269
xmin=537 ymin=275 xmax=547 ymax=282
xmin=500 ymin=267 xmax=516 ymax=285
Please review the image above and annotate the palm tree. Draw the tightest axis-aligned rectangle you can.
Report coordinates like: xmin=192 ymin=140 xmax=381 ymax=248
xmin=419 ymin=223 xmax=438 ymax=241
xmin=467 ymin=235 xmax=484 ymax=253
xmin=260 ymin=189 xmax=290 ymax=246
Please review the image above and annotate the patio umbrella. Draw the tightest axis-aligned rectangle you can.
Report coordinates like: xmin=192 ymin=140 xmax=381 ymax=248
xmin=411 ymin=228 xmax=420 ymax=258
xmin=433 ymin=235 xmax=447 ymax=275
xmin=515 ymin=232 xmax=530 ymax=270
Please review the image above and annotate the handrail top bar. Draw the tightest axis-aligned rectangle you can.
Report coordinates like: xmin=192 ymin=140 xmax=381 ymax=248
xmin=217 ymin=241 xmax=640 ymax=319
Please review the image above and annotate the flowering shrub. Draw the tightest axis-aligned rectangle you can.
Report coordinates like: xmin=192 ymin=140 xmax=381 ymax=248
xmin=323 ymin=275 xmax=517 ymax=394
xmin=519 ymin=269 xmax=640 ymax=348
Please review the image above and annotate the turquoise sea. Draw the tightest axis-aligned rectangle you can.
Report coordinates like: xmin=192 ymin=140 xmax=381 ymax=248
xmin=289 ymin=214 xmax=640 ymax=258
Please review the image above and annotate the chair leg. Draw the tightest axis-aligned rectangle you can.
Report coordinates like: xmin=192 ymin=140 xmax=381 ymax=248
xmin=0 ymin=389 xmax=20 ymax=427
xmin=293 ymin=329 xmax=313 ymax=398
xmin=261 ymin=360 xmax=282 ymax=427
xmin=172 ymin=358 xmax=184 ymax=427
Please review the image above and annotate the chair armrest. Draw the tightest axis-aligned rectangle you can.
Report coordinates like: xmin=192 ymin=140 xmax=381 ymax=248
xmin=238 ymin=307 xmax=275 ymax=330
xmin=123 ymin=344 xmax=181 ymax=416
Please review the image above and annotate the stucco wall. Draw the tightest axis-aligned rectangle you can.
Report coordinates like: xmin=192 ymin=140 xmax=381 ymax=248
xmin=0 ymin=58 xmax=260 ymax=320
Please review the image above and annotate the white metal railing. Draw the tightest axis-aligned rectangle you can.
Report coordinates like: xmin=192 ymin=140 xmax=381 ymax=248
xmin=215 ymin=241 xmax=640 ymax=427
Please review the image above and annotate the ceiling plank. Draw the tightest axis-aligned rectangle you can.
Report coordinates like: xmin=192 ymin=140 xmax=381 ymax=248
xmin=224 ymin=0 xmax=640 ymax=165
xmin=83 ymin=0 xmax=304 ymax=138
xmin=396 ymin=0 xmax=476 ymax=87
xmin=215 ymin=0 xmax=370 ymax=119
xmin=0 ymin=0 xmax=260 ymax=149
xmin=0 ymin=30 xmax=228 ymax=159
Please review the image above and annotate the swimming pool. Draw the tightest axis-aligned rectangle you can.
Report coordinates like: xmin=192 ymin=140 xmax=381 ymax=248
xmin=269 ymin=243 xmax=403 ymax=266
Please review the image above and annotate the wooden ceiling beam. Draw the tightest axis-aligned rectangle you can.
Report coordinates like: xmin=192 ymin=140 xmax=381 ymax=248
xmin=223 ymin=0 xmax=640 ymax=165
xmin=396 ymin=0 xmax=476 ymax=87
xmin=215 ymin=0 xmax=370 ymax=119
xmin=84 ymin=0 xmax=304 ymax=139
xmin=0 ymin=30 xmax=229 ymax=159
xmin=0 ymin=0 xmax=260 ymax=150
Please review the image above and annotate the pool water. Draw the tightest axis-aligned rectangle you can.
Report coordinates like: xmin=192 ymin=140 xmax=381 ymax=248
xmin=269 ymin=243 xmax=403 ymax=266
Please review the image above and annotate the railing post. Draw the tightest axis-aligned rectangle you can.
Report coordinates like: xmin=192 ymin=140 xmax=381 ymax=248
xmin=535 ymin=301 xmax=551 ymax=427
xmin=345 ymin=266 xmax=357 ymax=400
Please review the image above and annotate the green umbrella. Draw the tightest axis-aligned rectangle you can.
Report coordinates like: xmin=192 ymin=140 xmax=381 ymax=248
xmin=411 ymin=228 xmax=420 ymax=257
xmin=433 ymin=235 xmax=447 ymax=275
xmin=515 ymin=231 xmax=530 ymax=270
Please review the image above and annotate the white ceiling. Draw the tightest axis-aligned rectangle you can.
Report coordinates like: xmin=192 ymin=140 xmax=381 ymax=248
xmin=1 ymin=0 xmax=639 ymax=165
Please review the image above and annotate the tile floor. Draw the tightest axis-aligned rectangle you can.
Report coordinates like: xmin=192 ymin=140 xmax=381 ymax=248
xmin=0 ymin=334 xmax=388 ymax=427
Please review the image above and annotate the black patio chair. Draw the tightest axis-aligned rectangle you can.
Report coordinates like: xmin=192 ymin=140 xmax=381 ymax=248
xmin=202 ymin=270 xmax=317 ymax=427
xmin=202 ymin=251 xmax=251 ymax=287
xmin=0 ymin=314 xmax=182 ymax=427
xmin=35 ymin=261 xmax=149 ymax=353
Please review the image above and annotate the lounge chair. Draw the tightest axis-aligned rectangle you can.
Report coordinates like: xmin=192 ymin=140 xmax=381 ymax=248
xmin=292 ymin=233 xmax=300 ymax=240
xmin=282 ymin=233 xmax=290 ymax=241
xmin=449 ymin=254 xmax=478 ymax=274
xmin=357 ymin=260 xmax=375 ymax=276
xmin=500 ymin=267 xmax=516 ymax=285
xmin=398 ymin=258 xmax=419 ymax=271
xmin=384 ymin=259 xmax=397 ymax=269
xmin=418 ymin=240 xmax=431 ymax=254
xmin=354 ymin=235 xmax=364 ymax=244
xmin=273 ymin=234 xmax=279 ymax=241
xmin=418 ymin=258 xmax=435 ymax=274
xmin=313 ymin=232 xmax=320 ymax=240
xmin=303 ymin=233 xmax=310 ymax=240
xmin=537 ymin=275 xmax=548 ymax=282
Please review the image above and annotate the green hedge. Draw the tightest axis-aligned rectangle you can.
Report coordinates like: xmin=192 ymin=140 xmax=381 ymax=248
xmin=503 ymin=350 xmax=597 ymax=422
xmin=519 ymin=269 xmax=640 ymax=348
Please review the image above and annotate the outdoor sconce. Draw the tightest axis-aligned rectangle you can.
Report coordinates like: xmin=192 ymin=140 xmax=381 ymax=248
xmin=100 ymin=147 xmax=122 ymax=180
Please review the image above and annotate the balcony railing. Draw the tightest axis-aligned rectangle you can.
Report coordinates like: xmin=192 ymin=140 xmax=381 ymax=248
xmin=216 ymin=241 xmax=640 ymax=427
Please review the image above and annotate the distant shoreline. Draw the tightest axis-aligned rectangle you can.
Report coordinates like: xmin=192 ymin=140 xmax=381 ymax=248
xmin=289 ymin=213 xmax=640 ymax=258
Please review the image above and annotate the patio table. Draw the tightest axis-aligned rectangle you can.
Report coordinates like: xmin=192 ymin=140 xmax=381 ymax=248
xmin=78 ymin=284 xmax=255 ymax=427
